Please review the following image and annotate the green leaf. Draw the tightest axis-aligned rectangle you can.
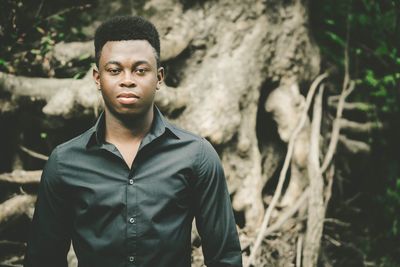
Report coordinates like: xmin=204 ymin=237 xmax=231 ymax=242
xmin=383 ymin=75 xmax=395 ymax=86
xmin=36 ymin=27 xmax=45 ymax=34
xmin=356 ymin=102 xmax=374 ymax=112
xmin=365 ymin=70 xmax=379 ymax=87
xmin=52 ymin=15 xmax=65 ymax=21
xmin=325 ymin=19 xmax=335 ymax=25
xmin=78 ymin=53 xmax=91 ymax=61
xmin=375 ymin=43 xmax=389 ymax=56
xmin=358 ymin=14 xmax=369 ymax=26
xmin=0 ymin=59 xmax=7 ymax=67
xmin=325 ymin=31 xmax=346 ymax=47
xmin=30 ymin=49 xmax=41 ymax=55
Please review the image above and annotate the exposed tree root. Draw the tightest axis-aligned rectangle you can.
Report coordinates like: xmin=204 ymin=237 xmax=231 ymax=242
xmin=0 ymin=195 xmax=36 ymax=234
xmin=0 ymin=170 xmax=41 ymax=184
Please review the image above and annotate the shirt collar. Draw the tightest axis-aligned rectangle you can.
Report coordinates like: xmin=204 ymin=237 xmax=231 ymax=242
xmin=85 ymin=105 xmax=180 ymax=149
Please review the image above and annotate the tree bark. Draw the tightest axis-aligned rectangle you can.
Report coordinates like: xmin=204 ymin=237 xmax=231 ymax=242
xmin=0 ymin=0 xmax=326 ymax=266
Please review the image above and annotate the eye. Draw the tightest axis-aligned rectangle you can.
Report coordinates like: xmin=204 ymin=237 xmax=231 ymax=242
xmin=107 ymin=68 xmax=121 ymax=75
xmin=135 ymin=68 xmax=148 ymax=75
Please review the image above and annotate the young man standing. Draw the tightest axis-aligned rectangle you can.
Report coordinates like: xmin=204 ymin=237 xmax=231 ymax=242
xmin=25 ymin=16 xmax=242 ymax=267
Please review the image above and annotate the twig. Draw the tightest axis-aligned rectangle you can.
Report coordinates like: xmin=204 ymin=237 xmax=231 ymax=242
xmin=34 ymin=0 xmax=45 ymax=18
xmin=264 ymin=187 xmax=310 ymax=236
xmin=339 ymin=135 xmax=371 ymax=154
xmin=338 ymin=118 xmax=383 ymax=134
xmin=324 ymin=218 xmax=350 ymax=227
xmin=324 ymin=165 xmax=335 ymax=210
xmin=321 ymin=80 xmax=355 ymax=173
xmin=245 ymin=73 xmax=328 ymax=267
xmin=296 ymin=234 xmax=303 ymax=267
xmin=20 ymin=145 xmax=49 ymax=161
xmin=327 ymin=97 xmax=374 ymax=112
xmin=36 ymin=4 xmax=92 ymax=25
xmin=344 ymin=193 xmax=361 ymax=205
xmin=321 ymin=0 xmax=355 ymax=173
xmin=324 ymin=234 xmax=342 ymax=247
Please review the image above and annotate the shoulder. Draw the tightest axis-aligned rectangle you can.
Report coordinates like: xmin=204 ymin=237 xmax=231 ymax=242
xmin=165 ymin=122 xmax=221 ymax=168
xmin=43 ymin=128 xmax=93 ymax=182
xmin=166 ymin=122 xmax=203 ymax=142
xmin=166 ymin=123 xmax=217 ymax=154
xmin=56 ymin=127 xmax=94 ymax=153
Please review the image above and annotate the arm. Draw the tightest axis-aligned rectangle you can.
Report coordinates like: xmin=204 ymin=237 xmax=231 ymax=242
xmin=24 ymin=147 xmax=72 ymax=267
xmin=194 ymin=138 xmax=243 ymax=267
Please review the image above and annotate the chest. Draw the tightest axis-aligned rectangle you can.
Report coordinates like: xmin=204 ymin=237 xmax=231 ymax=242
xmin=61 ymin=145 xmax=197 ymax=218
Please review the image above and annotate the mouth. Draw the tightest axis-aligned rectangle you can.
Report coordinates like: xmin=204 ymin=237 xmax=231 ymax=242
xmin=116 ymin=92 xmax=140 ymax=105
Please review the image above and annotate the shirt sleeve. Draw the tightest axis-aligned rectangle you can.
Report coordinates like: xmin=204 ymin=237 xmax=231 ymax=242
xmin=194 ymin=138 xmax=243 ymax=267
xmin=24 ymin=147 xmax=72 ymax=267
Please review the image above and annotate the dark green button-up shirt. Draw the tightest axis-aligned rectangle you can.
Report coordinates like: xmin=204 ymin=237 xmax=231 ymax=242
xmin=25 ymin=106 xmax=242 ymax=267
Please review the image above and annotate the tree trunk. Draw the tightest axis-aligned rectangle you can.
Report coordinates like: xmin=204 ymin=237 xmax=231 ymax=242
xmin=0 ymin=0 xmax=326 ymax=266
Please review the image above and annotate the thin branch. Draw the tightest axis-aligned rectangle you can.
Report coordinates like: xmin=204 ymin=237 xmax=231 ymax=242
xmin=339 ymin=118 xmax=383 ymax=134
xmin=296 ymin=235 xmax=303 ymax=267
xmin=20 ymin=145 xmax=49 ymax=161
xmin=324 ymin=165 xmax=335 ymax=210
xmin=321 ymin=0 xmax=355 ymax=173
xmin=302 ymin=83 xmax=325 ymax=267
xmin=264 ymin=187 xmax=310 ymax=236
xmin=342 ymin=0 xmax=352 ymax=95
xmin=321 ymin=81 xmax=355 ymax=173
xmin=324 ymin=218 xmax=351 ymax=228
xmin=324 ymin=234 xmax=342 ymax=247
xmin=338 ymin=135 xmax=371 ymax=154
xmin=328 ymin=97 xmax=374 ymax=112
xmin=245 ymin=73 xmax=328 ymax=267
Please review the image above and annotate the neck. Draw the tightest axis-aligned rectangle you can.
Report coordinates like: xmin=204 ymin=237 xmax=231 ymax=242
xmin=104 ymin=106 xmax=154 ymax=144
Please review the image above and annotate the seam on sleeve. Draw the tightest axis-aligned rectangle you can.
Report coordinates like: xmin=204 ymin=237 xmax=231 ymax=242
xmin=194 ymin=137 xmax=205 ymax=177
xmin=54 ymin=146 xmax=61 ymax=181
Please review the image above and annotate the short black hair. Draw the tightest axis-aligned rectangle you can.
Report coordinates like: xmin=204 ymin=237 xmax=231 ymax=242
xmin=94 ymin=16 xmax=160 ymax=67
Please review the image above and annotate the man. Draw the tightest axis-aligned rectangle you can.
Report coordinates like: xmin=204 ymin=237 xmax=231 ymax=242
xmin=24 ymin=16 xmax=242 ymax=267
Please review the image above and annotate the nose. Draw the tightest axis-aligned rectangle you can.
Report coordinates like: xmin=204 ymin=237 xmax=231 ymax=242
xmin=120 ymin=71 xmax=136 ymax=87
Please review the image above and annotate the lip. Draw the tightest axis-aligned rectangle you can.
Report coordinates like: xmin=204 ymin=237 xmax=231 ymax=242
xmin=117 ymin=92 xmax=140 ymax=105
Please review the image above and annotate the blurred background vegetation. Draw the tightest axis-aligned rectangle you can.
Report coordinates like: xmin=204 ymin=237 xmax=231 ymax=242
xmin=0 ymin=0 xmax=399 ymax=265
xmin=310 ymin=0 xmax=400 ymax=266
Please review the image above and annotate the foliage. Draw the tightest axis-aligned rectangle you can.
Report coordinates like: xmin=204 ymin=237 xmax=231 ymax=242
xmin=0 ymin=0 xmax=95 ymax=76
xmin=311 ymin=0 xmax=400 ymax=265
xmin=313 ymin=0 xmax=399 ymax=115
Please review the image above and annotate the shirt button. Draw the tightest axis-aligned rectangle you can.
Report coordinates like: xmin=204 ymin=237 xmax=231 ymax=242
xmin=129 ymin=179 xmax=134 ymax=185
xmin=129 ymin=217 xmax=135 ymax=224
xmin=129 ymin=256 xmax=135 ymax=262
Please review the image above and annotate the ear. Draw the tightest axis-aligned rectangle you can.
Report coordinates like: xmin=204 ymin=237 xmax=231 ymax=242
xmin=93 ymin=66 xmax=101 ymax=90
xmin=156 ymin=67 xmax=165 ymax=90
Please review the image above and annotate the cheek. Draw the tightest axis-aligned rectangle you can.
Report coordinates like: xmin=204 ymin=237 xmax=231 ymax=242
xmin=100 ymin=76 xmax=115 ymax=86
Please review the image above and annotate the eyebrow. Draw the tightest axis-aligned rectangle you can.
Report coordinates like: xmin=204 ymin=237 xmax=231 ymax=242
xmin=103 ymin=61 xmax=122 ymax=68
xmin=103 ymin=60 xmax=151 ymax=69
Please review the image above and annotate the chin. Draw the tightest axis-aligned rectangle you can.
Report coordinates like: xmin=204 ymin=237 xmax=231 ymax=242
xmin=111 ymin=105 xmax=151 ymax=118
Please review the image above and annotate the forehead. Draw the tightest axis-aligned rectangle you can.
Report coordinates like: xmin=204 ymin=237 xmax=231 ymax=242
xmin=100 ymin=40 xmax=157 ymax=65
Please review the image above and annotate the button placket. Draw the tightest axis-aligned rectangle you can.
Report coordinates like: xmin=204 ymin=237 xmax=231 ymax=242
xmin=127 ymin=165 xmax=137 ymax=265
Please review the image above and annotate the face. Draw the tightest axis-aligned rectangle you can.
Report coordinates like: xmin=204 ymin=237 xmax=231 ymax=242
xmin=93 ymin=40 xmax=164 ymax=119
